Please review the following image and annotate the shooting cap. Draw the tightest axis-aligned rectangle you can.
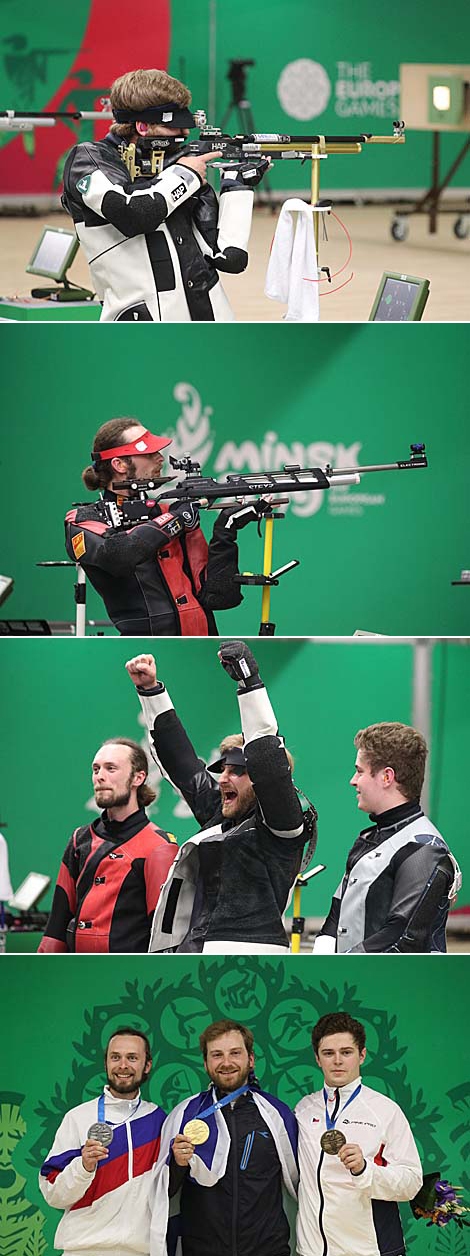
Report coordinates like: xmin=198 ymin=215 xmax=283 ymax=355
xmin=93 ymin=430 xmax=172 ymax=462
xmin=207 ymin=745 xmax=247 ymax=775
xmin=112 ymin=102 xmax=196 ymax=128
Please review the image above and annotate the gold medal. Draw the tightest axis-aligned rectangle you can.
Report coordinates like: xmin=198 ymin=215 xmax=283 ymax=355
xmin=183 ymin=1119 xmax=210 ymax=1145
xmin=320 ymin=1129 xmax=346 ymax=1154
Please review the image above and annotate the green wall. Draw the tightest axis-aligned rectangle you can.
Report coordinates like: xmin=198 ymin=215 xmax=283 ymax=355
xmin=1 ymin=954 xmax=469 ymax=1255
xmin=1 ymin=638 xmax=468 ymax=929
xmin=1 ymin=324 xmax=468 ymax=636
xmin=169 ymin=0 xmax=470 ymax=189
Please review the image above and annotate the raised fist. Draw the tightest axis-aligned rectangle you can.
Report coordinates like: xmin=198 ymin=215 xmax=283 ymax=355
xmin=218 ymin=640 xmax=262 ymax=690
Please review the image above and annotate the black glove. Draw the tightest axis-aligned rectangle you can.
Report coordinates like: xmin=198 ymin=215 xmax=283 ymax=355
xmin=218 ymin=640 xmax=263 ymax=691
xmin=218 ymin=498 xmax=272 ymax=534
xmin=220 ymin=157 xmax=271 ymax=191
xmin=172 ymin=501 xmax=200 ymax=532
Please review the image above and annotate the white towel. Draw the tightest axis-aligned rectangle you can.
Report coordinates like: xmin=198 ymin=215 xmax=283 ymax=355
xmin=265 ymin=198 xmax=320 ymax=322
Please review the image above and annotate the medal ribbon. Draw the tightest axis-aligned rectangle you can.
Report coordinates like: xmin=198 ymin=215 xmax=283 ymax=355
xmin=192 ymin=1084 xmax=251 ymax=1122
xmin=97 ymin=1092 xmax=142 ymax=1127
xmin=323 ymin=1083 xmax=361 ymax=1129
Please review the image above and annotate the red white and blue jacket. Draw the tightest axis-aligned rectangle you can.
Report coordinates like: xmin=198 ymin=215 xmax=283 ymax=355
xmin=39 ymin=1087 xmax=166 ymax=1255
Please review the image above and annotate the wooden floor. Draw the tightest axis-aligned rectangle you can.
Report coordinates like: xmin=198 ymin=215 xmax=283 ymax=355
xmin=1 ymin=203 xmax=469 ymax=321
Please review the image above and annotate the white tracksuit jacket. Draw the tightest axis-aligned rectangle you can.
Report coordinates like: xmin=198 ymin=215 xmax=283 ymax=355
xmin=295 ymin=1079 xmax=422 ymax=1256
xmin=38 ymin=1088 xmax=166 ymax=1255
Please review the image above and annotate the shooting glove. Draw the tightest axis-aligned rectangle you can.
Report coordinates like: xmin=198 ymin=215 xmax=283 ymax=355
xmin=219 ymin=157 xmax=271 ymax=191
xmin=172 ymin=502 xmax=200 ymax=532
xmin=218 ymin=640 xmax=263 ymax=691
xmin=218 ymin=499 xmax=272 ymax=533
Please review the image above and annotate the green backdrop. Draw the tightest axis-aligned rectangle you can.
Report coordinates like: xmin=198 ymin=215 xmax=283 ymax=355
xmin=170 ymin=0 xmax=470 ymax=191
xmin=1 ymin=637 xmax=468 ymax=931
xmin=1 ymin=323 xmax=468 ymax=637
xmin=1 ymin=954 xmax=469 ymax=1255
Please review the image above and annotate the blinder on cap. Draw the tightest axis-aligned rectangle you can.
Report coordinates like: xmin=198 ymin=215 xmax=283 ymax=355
xmin=112 ymin=102 xmax=195 ymax=128
xmin=207 ymin=745 xmax=247 ymax=775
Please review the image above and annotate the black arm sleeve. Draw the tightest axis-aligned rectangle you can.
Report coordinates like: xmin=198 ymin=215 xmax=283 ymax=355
xmin=168 ymin=1154 xmax=189 ymax=1198
xmin=65 ymin=517 xmax=183 ymax=578
xmin=317 ymin=896 xmax=341 ymax=939
xmin=244 ymin=734 xmax=305 ymax=839
xmin=150 ymin=708 xmax=221 ymax=828
xmin=198 ymin=511 xmax=244 ymax=611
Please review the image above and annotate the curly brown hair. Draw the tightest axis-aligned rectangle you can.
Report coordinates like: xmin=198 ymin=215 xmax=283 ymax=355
xmin=354 ymin=721 xmax=427 ymax=801
xmin=312 ymin=1012 xmax=366 ymax=1056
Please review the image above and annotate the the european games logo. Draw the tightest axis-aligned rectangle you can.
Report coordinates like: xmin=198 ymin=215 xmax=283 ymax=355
xmin=277 ymin=60 xmax=331 ymax=120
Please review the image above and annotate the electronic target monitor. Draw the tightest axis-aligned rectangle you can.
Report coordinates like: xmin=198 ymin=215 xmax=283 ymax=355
xmin=25 ymin=226 xmax=79 ymax=282
xmin=369 ymin=272 xmax=430 ymax=322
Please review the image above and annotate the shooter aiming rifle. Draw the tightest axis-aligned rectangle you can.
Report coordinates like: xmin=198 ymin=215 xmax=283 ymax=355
xmin=1 ymin=104 xmax=405 ymax=253
xmin=109 ymin=442 xmax=427 ymax=634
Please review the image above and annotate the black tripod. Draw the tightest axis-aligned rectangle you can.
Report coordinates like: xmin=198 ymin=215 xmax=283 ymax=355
xmin=220 ymin=58 xmax=275 ymax=210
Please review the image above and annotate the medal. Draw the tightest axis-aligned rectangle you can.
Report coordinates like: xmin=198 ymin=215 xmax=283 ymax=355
xmin=87 ymin=1121 xmax=114 ymax=1146
xmin=183 ymin=1119 xmax=210 ymax=1145
xmin=320 ymin=1129 xmax=346 ymax=1154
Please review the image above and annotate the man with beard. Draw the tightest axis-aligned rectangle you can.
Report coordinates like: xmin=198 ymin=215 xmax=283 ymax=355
xmin=125 ymin=641 xmax=316 ymax=954
xmin=62 ymin=67 xmax=269 ymax=322
xmin=312 ymin=722 xmax=461 ymax=954
xmin=38 ymin=738 xmax=177 ymax=952
xmin=295 ymin=1012 xmax=422 ymax=1256
xmin=150 ymin=1019 xmax=298 ymax=1256
xmin=65 ymin=416 xmax=266 ymax=636
xmin=39 ymin=1027 xmax=167 ymax=1256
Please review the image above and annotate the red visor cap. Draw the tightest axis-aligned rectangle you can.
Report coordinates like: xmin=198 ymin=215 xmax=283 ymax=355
xmin=96 ymin=430 xmax=172 ymax=461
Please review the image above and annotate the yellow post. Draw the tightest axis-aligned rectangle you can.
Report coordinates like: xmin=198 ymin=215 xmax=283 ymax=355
xmin=291 ymin=881 xmax=302 ymax=954
xmin=310 ymin=142 xmax=321 ymax=252
xmin=260 ymin=515 xmax=274 ymax=626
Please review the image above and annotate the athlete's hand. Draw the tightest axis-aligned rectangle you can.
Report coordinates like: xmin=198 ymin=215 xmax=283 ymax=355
xmin=81 ymin=1139 xmax=109 ymax=1173
xmin=218 ymin=640 xmax=262 ymax=691
xmin=177 ymin=150 xmax=223 ymax=182
xmin=339 ymin=1142 xmax=366 ymax=1175
xmin=172 ymin=1133 xmax=195 ymax=1166
xmin=125 ymin=654 xmax=157 ymax=689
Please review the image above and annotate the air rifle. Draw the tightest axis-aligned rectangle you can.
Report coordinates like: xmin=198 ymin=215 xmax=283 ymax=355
xmin=112 ymin=443 xmax=427 ymax=522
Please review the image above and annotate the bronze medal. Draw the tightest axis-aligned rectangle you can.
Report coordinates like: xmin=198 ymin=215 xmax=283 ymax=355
xmin=87 ymin=1121 xmax=114 ymax=1146
xmin=320 ymin=1129 xmax=346 ymax=1154
xmin=183 ymin=1118 xmax=210 ymax=1145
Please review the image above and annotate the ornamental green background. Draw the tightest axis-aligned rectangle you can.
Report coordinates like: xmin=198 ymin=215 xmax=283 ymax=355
xmin=0 ymin=637 xmax=468 ymax=932
xmin=0 ymin=323 xmax=468 ymax=637
xmin=0 ymin=955 xmax=469 ymax=1255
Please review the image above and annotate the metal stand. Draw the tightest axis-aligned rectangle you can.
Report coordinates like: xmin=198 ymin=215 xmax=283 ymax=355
xmin=291 ymin=865 xmax=327 ymax=954
xmin=391 ymin=131 xmax=470 ymax=240
xmin=233 ymin=505 xmax=299 ymax=635
xmin=37 ymin=561 xmax=86 ymax=636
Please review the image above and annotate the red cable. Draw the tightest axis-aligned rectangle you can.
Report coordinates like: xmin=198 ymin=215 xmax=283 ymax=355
xmin=303 ymin=209 xmax=354 ymax=295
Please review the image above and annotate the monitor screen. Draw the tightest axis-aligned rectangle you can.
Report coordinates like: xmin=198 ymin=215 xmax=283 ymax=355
xmin=26 ymin=227 xmax=79 ymax=281
xmin=9 ymin=872 xmax=50 ymax=911
xmin=370 ymin=273 xmax=429 ymax=322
